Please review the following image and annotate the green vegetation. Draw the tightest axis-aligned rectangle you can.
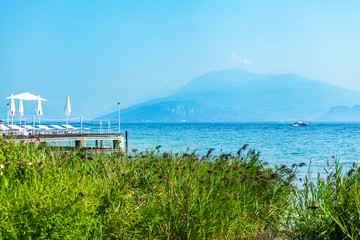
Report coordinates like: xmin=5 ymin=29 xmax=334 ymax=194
xmin=0 ymin=141 xmax=359 ymax=239
xmin=288 ymin=158 xmax=360 ymax=239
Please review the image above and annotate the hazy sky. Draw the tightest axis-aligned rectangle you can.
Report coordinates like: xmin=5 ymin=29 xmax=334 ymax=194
xmin=1 ymin=0 xmax=360 ymax=118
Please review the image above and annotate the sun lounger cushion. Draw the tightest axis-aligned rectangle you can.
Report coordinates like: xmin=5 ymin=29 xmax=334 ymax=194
xmin=50 ymin=125 xmax=65 ymax=130
xmin=0 ymin=124 xmax=9 ymax=131
xmin=8 ymin=125 xmax=23 ymax=130
xmin=62 ymin=124 xmax=78 ymax=130
xmin=37 ymin=125 xmax=51 ymax=130
xmin=23 ymin=125 xmax=35 ymax=130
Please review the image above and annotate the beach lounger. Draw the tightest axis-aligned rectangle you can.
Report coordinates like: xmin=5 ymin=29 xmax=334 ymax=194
xmin=8 ymin=124 xmax=28 ymax=135
xmin=8 ymin=125 xmax=23 ymax=134
xmin=23 ymin=125 xmax=35 ymax=130
xmin=50 ymin=125 xmax=65 ymax=130
xmin=62 ymin=124 xmax=78 ymax=133
xmin=0 ymin=124 xmax=10 ymax=132
xmin=37 ymin=125 xmax=52 ymax=133
xmin=8 ymin=124 xmax=23 ymax=131
xmin=22 ymin=125 xmax=36 ymax=135
xmin=50 ymin=125 xmax=65 ymax=133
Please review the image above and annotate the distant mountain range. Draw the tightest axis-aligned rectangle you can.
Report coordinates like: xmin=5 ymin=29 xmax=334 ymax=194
xmin=99 ymin=69 xmax=360 ymax=122
xmin=317 ymin=105 xmax=360 ymax=121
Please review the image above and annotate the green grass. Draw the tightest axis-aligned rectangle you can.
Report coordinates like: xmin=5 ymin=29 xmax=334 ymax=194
xmin=287 ymin=158 xmax=360 ymax=239
xmin=0 ymin=140 xmax=359 ymax=239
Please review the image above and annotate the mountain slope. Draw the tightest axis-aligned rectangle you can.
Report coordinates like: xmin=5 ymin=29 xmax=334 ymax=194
xmin=175 ymin=69 xmax=360 ymax=111
xmin=117 ymin=100 xmax=235 ymax=122
xmin=99 ymin=69 xmax=360 ymax=122
xmin=317 ymin=105 xmax=360 ymax=121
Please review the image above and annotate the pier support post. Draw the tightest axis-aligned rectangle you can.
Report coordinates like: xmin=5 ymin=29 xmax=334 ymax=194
xmin=95 ymin=140 xmax=98 ymax=149
xmin=75 ymin=138 xmax=86 ymax=149
xmin=81 ymin=138 xmax=86 ymax=148
xmin=125 ymin=131 xmax=128 ymax=155
xmin=113 ymin=136 xmax=125 ymax=150
xmin=120 ymin=136 xmax=124 ymax=150
xmin=113 ymin=140 xmax=120 ymax=149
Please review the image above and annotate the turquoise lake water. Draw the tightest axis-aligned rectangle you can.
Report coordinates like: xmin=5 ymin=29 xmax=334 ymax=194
xmin=54 ymin=121 xmax=360 ymax=178
xmin=115 ymin=122 xmax=360 ymax=177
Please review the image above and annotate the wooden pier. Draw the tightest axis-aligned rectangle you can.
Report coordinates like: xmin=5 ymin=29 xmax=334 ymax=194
xmin=3 ymin=132 xmax=125 ymax=151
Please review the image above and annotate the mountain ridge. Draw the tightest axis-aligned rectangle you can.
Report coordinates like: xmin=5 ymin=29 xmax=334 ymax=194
xmin=98 ymin=69 xmax=360 ymax=122
xmin=317 ymin=105 xmax=360 ymax=121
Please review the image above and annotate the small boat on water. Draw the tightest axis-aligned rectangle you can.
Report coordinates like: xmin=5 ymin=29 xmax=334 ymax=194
xmin=290 ymin=121 xmax=308 ymax=126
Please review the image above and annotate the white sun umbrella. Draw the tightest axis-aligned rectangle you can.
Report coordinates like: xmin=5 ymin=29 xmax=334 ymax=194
xmin=8 ymin=94 xmax=15 ymax=125
xmin=11 ymin=92 xmax=45 ymax=101
xmin=18 ymin=99 xmax=24 ymax=127
xmin=36 ymin=95 xmax=43 ymax=125
xmin=6 ymin=92 xmax=47 ymax=125
xmin=64 ymin=96 xmax=71 ymax=124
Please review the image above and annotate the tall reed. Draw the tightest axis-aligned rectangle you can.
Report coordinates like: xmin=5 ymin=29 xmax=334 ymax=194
xmin=3 ymin=140 xmax=360 ymax=239
xmin=0 ymin=141 xmax=296 ymax=239
xmin=287 ymin=157 xmax=360 ymax=239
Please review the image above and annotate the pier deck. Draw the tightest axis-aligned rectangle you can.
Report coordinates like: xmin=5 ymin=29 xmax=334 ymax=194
xmin=3 ymin=132 xmax=124 ymax=150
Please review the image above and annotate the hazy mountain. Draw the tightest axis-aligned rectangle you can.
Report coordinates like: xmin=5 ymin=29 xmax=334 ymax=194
xmin=99 ymin=69 xmax=360 ymax=122
xmin=150 ymin=88 xmax=178 ymax=99
xmin=317 ymin=105 xmax=360 ymax=121
xmin=117 ymin=100 xmax=236 ymax=122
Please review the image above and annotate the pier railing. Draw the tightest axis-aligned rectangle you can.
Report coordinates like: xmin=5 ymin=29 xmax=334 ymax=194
xmin=1 ymin=116 xmax=125 ymax=151
xmin=1 ymin=116 xmax=119 ymax=133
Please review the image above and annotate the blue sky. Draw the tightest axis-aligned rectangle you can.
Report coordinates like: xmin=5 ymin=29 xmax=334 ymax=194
xmin=1 ymin=0 xmax=360 ymax=118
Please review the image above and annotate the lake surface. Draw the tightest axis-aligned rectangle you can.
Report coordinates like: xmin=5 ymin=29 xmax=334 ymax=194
xmin=64 ymin=122 xmax=360 ymax=177
xmin=114 ymin=122 xmax=360 ymax=177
